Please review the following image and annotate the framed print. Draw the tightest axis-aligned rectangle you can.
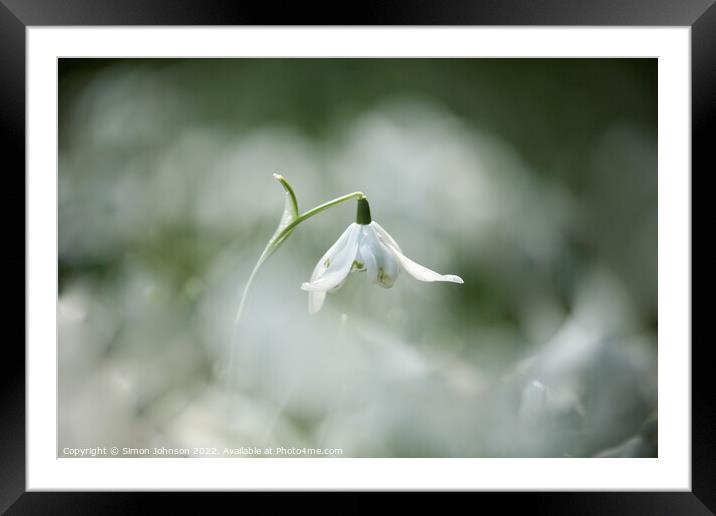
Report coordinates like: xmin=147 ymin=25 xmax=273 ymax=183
xmin=3 ymin=0 xmax=711 ymax=511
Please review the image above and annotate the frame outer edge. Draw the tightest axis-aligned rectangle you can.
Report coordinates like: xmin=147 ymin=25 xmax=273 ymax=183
xmin=692 ymin=1 xmax=716 ymax=512
xmin=0 ymin=0 xmax=28 ymax=513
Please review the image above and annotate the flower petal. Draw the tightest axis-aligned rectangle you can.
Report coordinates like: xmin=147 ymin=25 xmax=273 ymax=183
xmin=384 ymin=241 xmax=463 ymax=284
xmin=308 ymin=223 xmax=355 ymax=282
xmin=301 ymin=223 xmax=361 ymax=292
xmin=308 ymin=291 xmax=326 ymax=314
xmin=360 ymin=225 xmax=398 ymax=288
xmin=370 ymin=221 xmax=403 ymax=253
xmin=357 ymin=227 xmax=379 ymax=284
xmin=375 ymin=239 xmax=399 ymax=288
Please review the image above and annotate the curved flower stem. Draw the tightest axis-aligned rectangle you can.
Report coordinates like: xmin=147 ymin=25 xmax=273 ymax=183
xmin=227 ymin=175 xmax=366 ymax=389
xmin=277 ymin=191 xmax=367 ymax=246
xmin=233 ymin=248 xmax=270 ymax=326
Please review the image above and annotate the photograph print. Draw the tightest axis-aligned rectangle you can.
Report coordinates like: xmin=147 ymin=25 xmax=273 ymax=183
xmin=58 ymin=58 xmax=657 ymax=459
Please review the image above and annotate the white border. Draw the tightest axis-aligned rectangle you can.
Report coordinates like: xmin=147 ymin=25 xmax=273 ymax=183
xmin=27 ymin=27 xmax=691 ymax=490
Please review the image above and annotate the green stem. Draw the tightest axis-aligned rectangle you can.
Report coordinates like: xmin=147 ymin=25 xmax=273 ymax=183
xmin=285 ymin=191 xmax=365 ymax=234
xmin=233 ymin=248 xmax=270 ymax=324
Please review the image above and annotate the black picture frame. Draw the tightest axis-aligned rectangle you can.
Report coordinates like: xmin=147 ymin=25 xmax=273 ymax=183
xmin=2 ymin=0 xmax=710 ymax=512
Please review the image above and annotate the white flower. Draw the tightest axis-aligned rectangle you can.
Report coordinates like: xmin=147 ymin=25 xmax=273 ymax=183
xmin=301 ymin=220 xmax=464 ymax=313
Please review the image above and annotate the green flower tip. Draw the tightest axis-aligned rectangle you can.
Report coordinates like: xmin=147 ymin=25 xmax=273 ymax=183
xmin=356 ymin=197 xmax=372 ymax=225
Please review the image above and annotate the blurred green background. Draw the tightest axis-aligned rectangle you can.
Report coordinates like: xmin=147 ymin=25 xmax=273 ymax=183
xmin=58 ymin=58 xmax=657 ymax=457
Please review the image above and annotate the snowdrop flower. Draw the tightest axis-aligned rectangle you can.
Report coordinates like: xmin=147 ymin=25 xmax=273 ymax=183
xmin=302 ymin=197 xmax=463 ymax=313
